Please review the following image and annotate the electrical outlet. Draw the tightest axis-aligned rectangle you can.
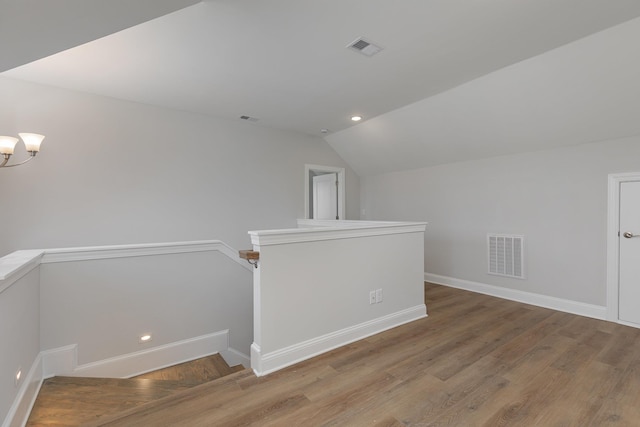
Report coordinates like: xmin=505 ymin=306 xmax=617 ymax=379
xmin=376 ymin=288 xmax=383 ymax=303
xmin=369 ymin=290 xmax=377 ymax=304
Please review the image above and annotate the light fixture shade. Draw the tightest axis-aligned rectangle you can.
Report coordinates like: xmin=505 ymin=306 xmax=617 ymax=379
xmin=0 ymin=136 xmax=19 ymax=155
xmin=18 ymin=133 xmax=45 ymax=153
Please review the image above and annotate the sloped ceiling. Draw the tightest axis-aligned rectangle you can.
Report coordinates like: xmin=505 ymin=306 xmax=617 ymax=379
xmin=3 ymin=0 xmax=640 ymax=176
xmin=0 ymin=0 xmax=200 ymax=72
xmin=327 ymin=15 xmax=640 ymax=175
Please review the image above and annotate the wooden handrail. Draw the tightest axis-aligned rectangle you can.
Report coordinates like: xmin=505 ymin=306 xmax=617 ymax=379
xmin=239 ymin=250 xmax=259 ymax=268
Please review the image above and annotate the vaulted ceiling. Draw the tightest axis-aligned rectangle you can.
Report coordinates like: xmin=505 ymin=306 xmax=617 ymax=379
xmin=0 ymin=0 xmax=199 ymax=72
xmin=3 ymin=0 xmax=640 ymax=175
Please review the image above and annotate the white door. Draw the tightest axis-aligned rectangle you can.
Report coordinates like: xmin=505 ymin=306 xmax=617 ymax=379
xmin=619 ymin=181 xmax=640 ymax=324
xmin=313 ymin=173 xmax=338 ymax=220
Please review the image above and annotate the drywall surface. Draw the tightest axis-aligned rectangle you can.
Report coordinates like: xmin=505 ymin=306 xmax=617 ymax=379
xmin=327 ymin=15 xmax=640 ymax=176
xmin=0 ymin=268 xmax=40 ymax=424
xmin=360 ymin=136 xmax=640 ymax=306
xmin=39 ymin=250 xmax=252 ymax=364
xmin=0 ymin=0 xmax=200 ymax=73
xmin=0 ymin=77 xmax=359 ymax=257
xmin=250 ymin=222 xmax=426 ymax=374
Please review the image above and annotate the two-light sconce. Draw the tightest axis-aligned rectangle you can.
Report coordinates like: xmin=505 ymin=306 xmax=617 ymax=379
xmin=0 ymin=133 xmax=45 ymax=168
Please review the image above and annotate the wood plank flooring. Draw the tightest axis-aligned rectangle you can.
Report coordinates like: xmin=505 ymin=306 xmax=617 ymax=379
xmin=132 ymin=352 xmax=244 ymax=383
xmin=26 ymin=353 xmax=242 ymax=426
xmin=84 ymin=283 xmax=640 ymax=426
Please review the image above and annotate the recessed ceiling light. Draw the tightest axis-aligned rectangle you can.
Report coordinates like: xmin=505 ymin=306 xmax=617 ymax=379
xmin=320 ymin=129 xmax=329 ymax=134
xmin=139 ymin=334 xmax=152 ymax=343
xmin=351 ymin=116 xmax=362 ymax=122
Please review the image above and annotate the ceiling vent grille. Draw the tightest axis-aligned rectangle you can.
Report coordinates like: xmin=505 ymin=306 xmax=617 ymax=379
xmin=347 ymin=37 xmax=383 ymax=57
xmin=488 ymin=234 xmax=524 ymax=279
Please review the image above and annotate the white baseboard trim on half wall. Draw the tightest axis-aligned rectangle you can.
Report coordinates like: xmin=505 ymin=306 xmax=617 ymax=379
xmin=424 ymin=273 xmax=606 ymax=320
xmin=251 ymin=304 xmax=427 ymax=377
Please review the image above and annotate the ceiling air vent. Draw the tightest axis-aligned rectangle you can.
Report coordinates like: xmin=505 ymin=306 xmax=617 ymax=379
xmin=347 ymin=37 xmax=383 ymax=57
xmin=240 ymin=115 xmax=259 ymax=122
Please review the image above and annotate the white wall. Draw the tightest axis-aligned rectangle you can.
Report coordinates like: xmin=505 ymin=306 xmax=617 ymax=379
xmin=0 ymin=268 xmax=40 ymax=424
xmin=0 ymin=76 xmax=360 ymax=257
xmin=361 ymin=136 xmax=640 ymax=306
xmin=40 ymin=250 xmax=251 ymax=364
xmin=250 ymin=221 xmax=426 ymax=375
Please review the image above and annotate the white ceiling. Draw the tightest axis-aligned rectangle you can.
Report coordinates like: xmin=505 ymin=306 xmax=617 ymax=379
xmin=3 ymin=0 xmax=640 ymax=175
xmin=327 ymin=15 xmax=640 ymax=175
xmin=0 ymin=0 xmax=199 ymax=72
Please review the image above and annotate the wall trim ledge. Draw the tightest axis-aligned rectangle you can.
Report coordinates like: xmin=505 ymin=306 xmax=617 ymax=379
xmin=425 ymin=273 xmax=606 ymax=320
xmin=251 ymin=220 xmax=427 ymax=246
xmin=0 ymin=250 xmax=44 ymax=293
xmin=251 ymin=304 xmax=427 ymax=376
xmin=40 ymin=240 xmax=250 ymax=270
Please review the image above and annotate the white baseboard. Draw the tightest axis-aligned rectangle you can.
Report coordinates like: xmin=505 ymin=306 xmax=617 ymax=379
xmin=42 ymin=344 xmax=78 ymax=379
xmin=75 ymin=330 xmax=230 ymax=378
xmin=41 ymin=330 xmax=231 ymax=379
xmin=2 ymin=353 xmax=43 ymax=427
xmin=4 ymin=331 xmax=248 ymax=426
xmin=425 ymin=273 xmax=606 ymax=320
xmin=220 ymin=347 xmax=250 ymax=368
xmin=251 ymin=304 xmax=427 ymax=376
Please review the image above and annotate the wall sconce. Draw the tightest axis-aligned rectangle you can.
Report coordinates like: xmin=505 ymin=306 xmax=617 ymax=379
xmin=0 ymin=133 xmax=45 ymax=168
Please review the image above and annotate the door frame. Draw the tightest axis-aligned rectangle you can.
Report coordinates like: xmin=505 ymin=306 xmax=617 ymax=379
xmin=304 ymin=164 xmax=345 ymax=220
xmin=606 ymin=172 xmax=640 ymax=322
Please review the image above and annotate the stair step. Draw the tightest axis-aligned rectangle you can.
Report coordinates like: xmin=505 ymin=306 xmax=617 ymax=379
xmin=26 ymin=376 xmax=193 ymax=426
xmin=26 ymin=354 xmax=247 ymax=426
xmin=132 ymin=353 xmax=238 ymax=384
xmin=82 ymin=368 xmax=255 ymax=426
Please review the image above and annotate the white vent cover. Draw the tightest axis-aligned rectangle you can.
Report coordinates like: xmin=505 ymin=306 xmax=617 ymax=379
xmin=347 ymin=37 xmax=383 ymax=57
xmin=488 ymin=234 xmax=524 ymax=279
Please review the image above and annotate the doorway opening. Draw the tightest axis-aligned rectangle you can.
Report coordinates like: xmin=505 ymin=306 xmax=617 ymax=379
xmin=304 ymin=164 xmax=345 ymax=220
xmin=607 ymin=172 xmax=640 ymax=325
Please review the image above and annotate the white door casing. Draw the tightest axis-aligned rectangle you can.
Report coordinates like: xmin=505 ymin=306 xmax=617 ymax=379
xmin=607 ymin=172 xmax=640 ymax=325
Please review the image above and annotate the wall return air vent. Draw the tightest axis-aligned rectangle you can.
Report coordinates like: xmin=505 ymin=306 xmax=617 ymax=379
xmin=488 ymin=233 xmax=525 ymax=279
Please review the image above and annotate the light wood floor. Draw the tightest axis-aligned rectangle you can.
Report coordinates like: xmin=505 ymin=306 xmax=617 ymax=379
xmin=26 ymin=354 xmax=242 ymax=426
xmin=83 ymin=283 xmax=640 ymax=426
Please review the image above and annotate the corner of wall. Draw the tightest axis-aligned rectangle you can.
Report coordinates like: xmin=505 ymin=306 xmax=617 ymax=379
xmin=2 ymin=354 xmax=43 ymax=427
xmin=424 ymin=273 xmax=606 ymax=320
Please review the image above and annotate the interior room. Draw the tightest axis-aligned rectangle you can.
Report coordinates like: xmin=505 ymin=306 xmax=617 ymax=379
xmin=2 ymin=0 xmax=640 ymax=425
